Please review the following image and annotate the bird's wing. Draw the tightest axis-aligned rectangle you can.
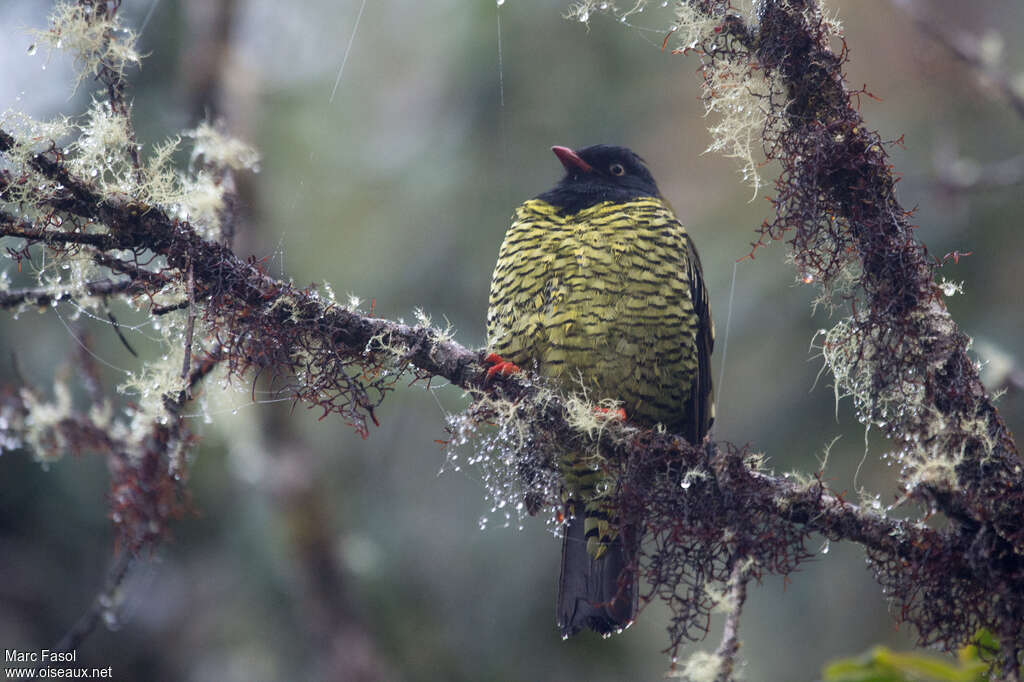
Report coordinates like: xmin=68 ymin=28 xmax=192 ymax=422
xmin=685 ymin=235 xmax=715 ymax=443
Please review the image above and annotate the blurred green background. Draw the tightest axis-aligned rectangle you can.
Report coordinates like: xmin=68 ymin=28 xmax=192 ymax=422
xmin=1 ymin=1 xmax=1022 ymax=680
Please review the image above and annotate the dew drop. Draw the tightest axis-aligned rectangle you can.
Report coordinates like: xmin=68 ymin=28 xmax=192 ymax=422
xmin=27 ymin=44 xmax=37 ymax=56
xmin=102 ymin=610 xmax=119 ymax=628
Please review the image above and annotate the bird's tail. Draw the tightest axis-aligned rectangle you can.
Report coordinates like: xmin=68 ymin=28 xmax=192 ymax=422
xmin=556 ymin=511 xmax=638 ymax=637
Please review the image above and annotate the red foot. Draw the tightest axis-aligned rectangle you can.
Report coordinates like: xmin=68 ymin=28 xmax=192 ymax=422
xmin=484 ymin=353 xmax=521 ymax=383
xmin=594 ymin=406 xmax=627 ymax=421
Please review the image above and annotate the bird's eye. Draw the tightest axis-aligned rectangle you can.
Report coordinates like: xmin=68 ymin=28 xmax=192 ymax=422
xmin=609 ymin=163 xmax=625 ymax=176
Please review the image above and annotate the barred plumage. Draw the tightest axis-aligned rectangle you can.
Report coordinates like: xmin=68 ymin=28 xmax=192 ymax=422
xmin=486 ymin=145 xmax=713 ymax=637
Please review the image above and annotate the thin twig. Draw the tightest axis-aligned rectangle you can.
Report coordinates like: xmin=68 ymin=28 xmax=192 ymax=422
xmin=0 ymin=214 xmax=123 ymax=250
xmin=0 ymin=279 xmax=136 ymax=309
xmin=152 ymin=300 xmax=189 ymax=315
xmin=49 ymin=552 xmax=135 ymax=658
xmin=181 ymin=258 xmax=195 ymax=390
xmin=89 ymin=0 xmax=144 ymax=177
xmin=186 ymin=345 xmax=224 ymax=390
xmin=714 ymin=558 xmax=750 ymax=682
xmin=93 ymin=253 xmax=170 ymax=287
xmin=73 ymin=327 xmax=105 ymax=404
xmin=105 ymin=309 xmax=138 ymax=358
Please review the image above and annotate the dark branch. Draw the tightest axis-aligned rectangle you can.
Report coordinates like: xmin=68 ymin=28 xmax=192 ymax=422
xmin=48 ymin=552 xmax=135 ymax=659
xmin=0 ymin=211 xmax=125 ymax=250
xmin=680 ymin=0 xmax=1023 ymax=656
xmin=2 ymin=0 xmax=1022 ymax=665
xmin=0 ymin=278 xmax=138 ymax=309
xmin=713 ymin=559 xmax=750 ymax=682
xmin=2 ymin=102 xmax=1018 ymax=653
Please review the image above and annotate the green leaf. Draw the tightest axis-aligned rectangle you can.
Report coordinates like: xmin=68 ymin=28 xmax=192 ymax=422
xmin=823 ymin=645 xmax=988 ymax=682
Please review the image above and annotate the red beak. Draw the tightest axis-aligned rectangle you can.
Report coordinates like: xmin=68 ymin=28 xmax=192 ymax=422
xmin=552 ymin=146 xmax=593 ymax=173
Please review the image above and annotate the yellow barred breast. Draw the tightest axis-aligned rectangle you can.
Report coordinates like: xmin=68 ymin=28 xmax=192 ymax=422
xmin=487 ymin=197 xmax=700 ymax=432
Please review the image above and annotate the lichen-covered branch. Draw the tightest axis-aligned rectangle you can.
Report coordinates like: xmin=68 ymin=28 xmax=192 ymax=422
xmin=570 ymin=0 xmax=1021 ymax=665
xmin=713 ymin=559 xmax=750 ymax=682
xmin=2 ymin=0 xmax=1022 ymax=669
xmin=1 ymin=117 xmax=1006 ymax=655
xmin=643 ymin=0 xmax=1024 ymax=659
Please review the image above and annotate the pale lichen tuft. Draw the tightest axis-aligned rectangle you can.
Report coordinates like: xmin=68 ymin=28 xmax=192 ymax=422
xmin=20 ymin=378 xmax=74 ymax=463
xmin=186 ymin=122 xmax=260 ymax=173
xmin=666 ymin=650 xmax=726 ymax=681
xmin=31 ymin=2 xmax=141 ymax=94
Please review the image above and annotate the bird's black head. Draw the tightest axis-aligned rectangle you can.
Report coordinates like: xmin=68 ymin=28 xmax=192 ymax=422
xmin=536 ymin=144 xmax=661 ymax=214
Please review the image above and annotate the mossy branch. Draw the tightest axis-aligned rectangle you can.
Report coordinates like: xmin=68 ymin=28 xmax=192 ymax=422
xmin=0 ymin=128 xmax=1005 ymax=659
xmin=2 ymin=0 xmax=1022 ymax=672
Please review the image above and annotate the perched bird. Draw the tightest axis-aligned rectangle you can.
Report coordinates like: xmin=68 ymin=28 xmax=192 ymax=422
xmin=485 ymin=144 xmax=714 ymax=637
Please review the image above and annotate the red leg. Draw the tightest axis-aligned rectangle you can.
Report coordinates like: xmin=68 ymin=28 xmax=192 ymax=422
xmin=594 ymin=406 xmax=627 ymax=421
xmin=484 ymin=352 xmax=521 ymax=382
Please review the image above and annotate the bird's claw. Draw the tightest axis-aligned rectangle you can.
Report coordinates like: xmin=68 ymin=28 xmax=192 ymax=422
xmin=594 ymin=406 xmax=627 ymax=421
xmin=484 ymin=352 xmax=521 ymax=383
